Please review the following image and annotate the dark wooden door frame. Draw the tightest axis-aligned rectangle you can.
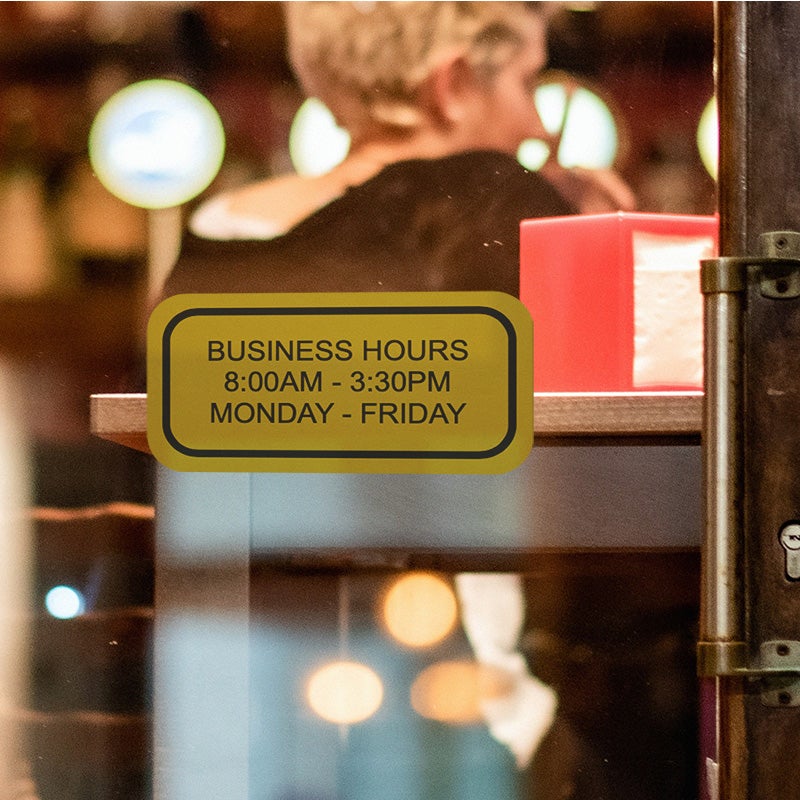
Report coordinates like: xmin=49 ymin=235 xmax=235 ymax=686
xmin=702 ymin=4 xmax=800 ymax=798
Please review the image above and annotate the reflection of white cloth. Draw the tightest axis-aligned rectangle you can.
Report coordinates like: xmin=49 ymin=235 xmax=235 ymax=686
xmin=706 ymin=757 xmax=720 ymax=800
xmin=455 ymin=573 xmax=557 ymax=768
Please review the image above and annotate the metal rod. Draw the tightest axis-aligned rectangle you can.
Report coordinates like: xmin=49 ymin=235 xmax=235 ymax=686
xmin=697 ymin=0 xmax=749 ymax=680
xmin=699 ymin=287 xmax=746 ymax=670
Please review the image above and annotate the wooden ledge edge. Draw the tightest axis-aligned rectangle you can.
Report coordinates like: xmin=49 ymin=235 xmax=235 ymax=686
xmin=89 ymin=391 xmax=703 ymax=454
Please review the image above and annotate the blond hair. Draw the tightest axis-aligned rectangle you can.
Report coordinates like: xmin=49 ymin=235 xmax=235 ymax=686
xmin=285 ymin=2 xmax=544 ymax=136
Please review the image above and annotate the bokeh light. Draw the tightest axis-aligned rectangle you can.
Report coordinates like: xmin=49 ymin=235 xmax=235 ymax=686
xmin=45 ymin=585 xmax=85 ymax=619
xmin=306 ymin=660 xmax=384 ymax=725
xmin=89 ymin=79 xmax=225 ymax=209
xmin=518 ymin=80 xmax=619 ymax=171
xmin=697 ymin=96 xmax=718 ymax=179
xmin=410 ymin=660 xmax=514 ymax=725
xmin=382 ymin=572 xmax=457 ymax=648
xmin=516 ymin=139 xmax=551 ymax=172
xmin=289 ymin=97 xmax=351 ymax=176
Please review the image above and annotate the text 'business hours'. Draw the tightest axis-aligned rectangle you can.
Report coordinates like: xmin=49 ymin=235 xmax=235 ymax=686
xmin=207 ymin=336 xmax=469 ymax=428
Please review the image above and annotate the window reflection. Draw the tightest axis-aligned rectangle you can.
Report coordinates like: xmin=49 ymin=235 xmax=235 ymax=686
xmin=0 ymin=3 xmax=716 ymax=798
xmin=248 ymin=554 xmax=699 ymax=800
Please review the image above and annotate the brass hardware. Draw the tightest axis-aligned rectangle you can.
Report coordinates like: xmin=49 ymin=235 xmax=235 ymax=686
xmin=697 ymin=639 xmax=800 ymax=707
xmin=760 ymin=641 xmax=800 ymax=707
xmin=697 ymin=641 xmax=748 ymax=678
xmin=701 ymin=232 xmax=800 ymax=299
xmin=700 ymin=232 xmax=800 ymax=709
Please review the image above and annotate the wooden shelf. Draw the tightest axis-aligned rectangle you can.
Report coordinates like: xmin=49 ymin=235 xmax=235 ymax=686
xmin=533 ymin=391 xmax=702 ymax=439
xmin=90 ymin=391 xmax=703 ymax=454
xmin=91 ymin=394 xmax=149 ymax=453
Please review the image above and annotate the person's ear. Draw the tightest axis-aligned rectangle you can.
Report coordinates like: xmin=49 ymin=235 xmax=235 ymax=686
xmin=423 ymin=51 xmax=482 ymax=126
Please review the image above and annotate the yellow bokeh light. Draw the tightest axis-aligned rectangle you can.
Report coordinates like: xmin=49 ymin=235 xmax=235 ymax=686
xmin=289 ymin=97 xmax=351 ymax=176
xmin=382 ymin=572 xmax=457 ymax=648
xmin=306 ymin=660 xmax=383 ymax=725
xmin=410 ymin=660 xmax=515 ymax=725
xmin=697 ymin=96 xmax=718 ymax=180
xmin=518 ymin=78 xmax=619 ymax=172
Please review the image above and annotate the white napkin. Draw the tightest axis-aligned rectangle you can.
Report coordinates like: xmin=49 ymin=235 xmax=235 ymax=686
xmin=632 ymin=231 xmax=714 ymax=388
xmin=455 ymin=573 xmax=557 ymax=768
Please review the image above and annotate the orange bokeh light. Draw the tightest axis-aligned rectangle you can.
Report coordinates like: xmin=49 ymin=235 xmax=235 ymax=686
xmin=306 ymin=660 xmax=383 ymax=725
xmin=382 ymin=572 xmax=458 ymax=648
xmin=410 ymin=660 xmax=514 ymax=725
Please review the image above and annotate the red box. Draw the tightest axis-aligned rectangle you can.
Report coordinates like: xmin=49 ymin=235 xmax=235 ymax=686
xmin=520 ymin=212 xmax=718 ymax=392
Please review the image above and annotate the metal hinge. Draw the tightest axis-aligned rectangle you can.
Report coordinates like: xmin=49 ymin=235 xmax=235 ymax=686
xmin=697 ymin=640 xmax=800 ymax=706
xmin=701 ymin=231 xmax=800 ymax=298
xmin=759 ymin=640 xmax=800 ymax=707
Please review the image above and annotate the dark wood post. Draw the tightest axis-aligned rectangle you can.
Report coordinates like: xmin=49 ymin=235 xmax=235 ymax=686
xmin=705 ymin=3 xmax=800 ymax=797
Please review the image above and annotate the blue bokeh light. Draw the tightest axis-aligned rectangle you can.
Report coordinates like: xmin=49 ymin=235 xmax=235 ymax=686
xmin=45 ymin=585 xmax=86 ymax=619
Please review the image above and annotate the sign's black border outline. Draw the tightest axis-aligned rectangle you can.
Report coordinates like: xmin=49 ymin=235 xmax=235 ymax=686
xmin=160 ymin=305 xmax=519 ymax=460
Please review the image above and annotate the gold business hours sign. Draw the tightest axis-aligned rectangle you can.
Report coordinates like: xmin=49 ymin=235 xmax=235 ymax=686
xmin=147 ymin=292 xmax=533 ymax=473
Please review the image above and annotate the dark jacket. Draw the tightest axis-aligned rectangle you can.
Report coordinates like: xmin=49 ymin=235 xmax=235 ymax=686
xmin=163 ymin=149 xmax=575 ymax=299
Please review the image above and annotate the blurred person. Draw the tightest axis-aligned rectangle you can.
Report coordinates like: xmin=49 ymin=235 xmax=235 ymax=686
xmin=163 ymin=1 xmax=632 ymax=299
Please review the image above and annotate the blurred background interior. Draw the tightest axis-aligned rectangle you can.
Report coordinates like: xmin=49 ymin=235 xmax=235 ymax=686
xmin=0 ymin=0 xmax=715 ymax=507
xmin=0 ymin=3 xmax=714 ymax=799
